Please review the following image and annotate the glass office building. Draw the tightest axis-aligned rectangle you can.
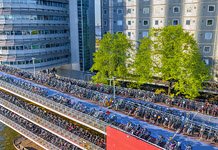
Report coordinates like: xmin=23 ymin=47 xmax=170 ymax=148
xmin=69 ymin=0 xmax=95 ymax=72
xmin=0 ymin=0 xmax=70 ymax=71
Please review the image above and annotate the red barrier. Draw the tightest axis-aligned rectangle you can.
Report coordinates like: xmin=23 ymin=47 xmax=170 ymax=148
xmin=106 ymin=126 xmax=161 ymax=150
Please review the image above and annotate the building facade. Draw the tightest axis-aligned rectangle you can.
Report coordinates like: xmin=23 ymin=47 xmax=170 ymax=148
xmin=101 ymin=0 xmax=218 ymax=81
xmin=69 ymin=0 xmax=95 ymax=72
xmin=0 ymin=0 xmax=71 ymax=71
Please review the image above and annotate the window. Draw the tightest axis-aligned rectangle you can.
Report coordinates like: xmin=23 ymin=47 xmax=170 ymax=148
xmin=104 ymin=20 xmax=107 ymax=26
xmin=143 ymin=8 xmax=149 ymax=14
xmin=155 ymin=20 xmax=159 ymax=25
xmin=128 ymin=20 xmax=131 ymax=25
xmin=205 ymin=32 xmax=212 ymax=40
xmin=127 ymin=9 xmax=131 ymax=14
xmin=128 ymin=32 xmax=131 ymax=37
xmin=173 ymin=6 xmax=180 ymax=13
xmin=206 ymin=19 xmax=213 ymax=26
xmin=172 ymin=19 xmax=179 ymax=25
xmin=117 ymin=20 xmax=123 ymax=26
xmin=103 ymin=9 xmax=107 ymax=15
xmin=208 ymin=5 xmax=215 ymax=12
xmin=186 ymin=7 xmax=192 ymax=13
xmin=32 ymin=45 xmax=40 ymax=49
xmin=142 ymin=31 xmax=148 ymax=37
xmin=103 ymin=0 xmax=107 ymax=4
xmin=143 ymin=20 xmax=149 ymax=26
xmin=117 ymin=0 xmax=122 ymax=2
xmin=203 ymin=46 xmax=211 ymax=53
xmin=117 ymin=9 xmax=123 ymax=14
xmin=186 ymin=20 xmax=191 ymax=25
xmin=203 ymin=58 xmax=210 ymax=65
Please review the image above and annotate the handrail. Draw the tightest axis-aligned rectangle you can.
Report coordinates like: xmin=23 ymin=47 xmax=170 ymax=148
xmin=0 ymin=80 xmax=108 ymax=135
xmin=0 ymin=114 xmax=59 ymax=150
xmin=0 ymin=97 xmax=103 ymax=150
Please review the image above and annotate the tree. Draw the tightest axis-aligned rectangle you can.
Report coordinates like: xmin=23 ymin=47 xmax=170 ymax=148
xmin=133 ymin=36 xmax=153 ymax=84
xmin=134 ymin=26 xmax=211 ymax=99
xmin=90 ymin=32 xmax=132 ymax=84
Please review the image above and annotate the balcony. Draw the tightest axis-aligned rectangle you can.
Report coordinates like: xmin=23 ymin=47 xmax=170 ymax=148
xmin=0 ymin=46 xmax=69 ymax=55
xmin=0 ymin=3 xmax=68 ymax=12
xmin=0 ymin=34 xmax=69 ymax=40
xmin=0 ymin=20 xmax=68 ymax=25
xmin=12 ymin=58 xmax=70 ymax=70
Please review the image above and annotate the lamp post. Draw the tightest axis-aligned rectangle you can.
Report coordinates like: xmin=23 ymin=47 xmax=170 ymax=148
xmin=109 ymin=78 xmax=112 ymax=86
xmin=32 ymin=57 xmax=36 ymax=77
xmin=112 ymin=76 xmax=116 ymax=100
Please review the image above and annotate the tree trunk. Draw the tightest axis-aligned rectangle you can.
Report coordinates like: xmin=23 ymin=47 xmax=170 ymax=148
xmin=168 ymin=81 xmax=173 ymax=95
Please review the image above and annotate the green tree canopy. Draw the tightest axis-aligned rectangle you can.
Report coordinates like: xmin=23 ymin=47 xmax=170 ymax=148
xmin=90 ymin=32 xmax=132 ymax=83
xmin=134 ymin=25 xmax=211 ymax=99
xmin=133 ymin=36 xmax=153 ymax=83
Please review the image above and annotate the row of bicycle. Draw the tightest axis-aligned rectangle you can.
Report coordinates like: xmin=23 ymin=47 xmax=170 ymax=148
xmin=0 ymin=90 xmax=106 ymax=149
xmin=0 ymin=73 xmax=217 ymax=148
xmin=0 ymin=65 xmax=217 ymax=117
xmin=0 ymin=106 xmax=81 ymax=150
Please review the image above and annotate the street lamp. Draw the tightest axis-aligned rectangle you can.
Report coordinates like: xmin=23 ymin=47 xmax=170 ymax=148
xmin=112 ymin=76 xmax=116 ymax=100
xmin=32 ymin=57 xmax=36 ymax=77
xmin=109 ymin=78 xmax=113 ymax=86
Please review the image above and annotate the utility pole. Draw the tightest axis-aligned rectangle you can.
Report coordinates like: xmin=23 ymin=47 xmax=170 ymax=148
xmin=112 ymin=76 xmax=116 ymax=100
xmin=32 ymin=57 xmax=36 ymax=77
